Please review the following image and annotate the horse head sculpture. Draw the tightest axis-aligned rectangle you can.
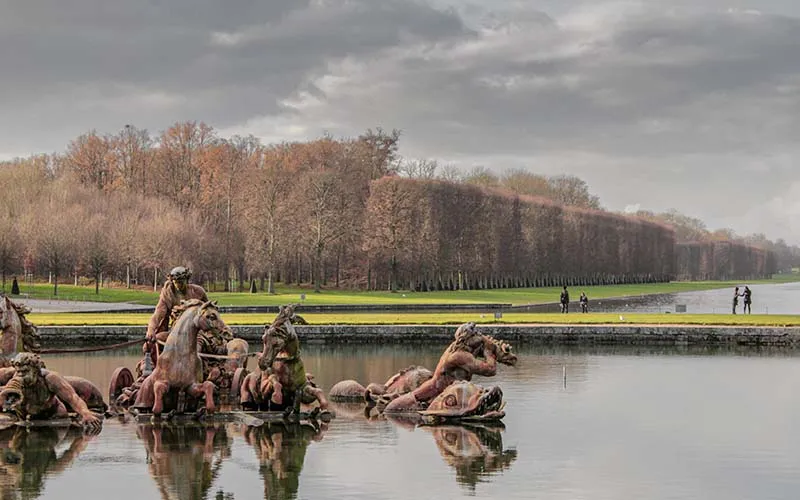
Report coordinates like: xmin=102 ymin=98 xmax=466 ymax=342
xmin=0 ymin=295 xmax=40 ymax=366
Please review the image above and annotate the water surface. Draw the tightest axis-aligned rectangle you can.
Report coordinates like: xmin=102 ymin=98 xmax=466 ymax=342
xmin=5 ymin=344 xmax=800 ymax=500
xmin=577 ymin=281 xmax=800 ymax=315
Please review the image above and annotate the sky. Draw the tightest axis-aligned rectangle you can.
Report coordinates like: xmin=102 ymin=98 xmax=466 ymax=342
xmin=2 ymin=0 xmax=799 ymax=244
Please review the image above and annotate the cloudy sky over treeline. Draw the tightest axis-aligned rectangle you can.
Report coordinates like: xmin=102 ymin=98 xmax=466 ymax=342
xmin=3 ymin=0 xmax=799 ymax=243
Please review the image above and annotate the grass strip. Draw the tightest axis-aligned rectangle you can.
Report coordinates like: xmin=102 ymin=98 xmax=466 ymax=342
xmin=8 ymin=275 xmax=800 ymax=307
xmin=28 ymin=312 xmax=800 ymax=327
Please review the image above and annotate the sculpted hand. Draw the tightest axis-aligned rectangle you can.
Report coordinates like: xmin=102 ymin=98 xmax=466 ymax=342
xmin=80 ymin=411 xmax=103 ymax=433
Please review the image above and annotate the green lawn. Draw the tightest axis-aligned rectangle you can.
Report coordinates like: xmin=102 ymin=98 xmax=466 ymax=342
xmin=7 ymin=274 xmax=799 ymax=307
xmin=28 ymin=311 xmax=800 ymax=327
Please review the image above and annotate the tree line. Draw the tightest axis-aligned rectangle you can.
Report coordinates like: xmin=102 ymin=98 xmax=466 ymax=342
xmin=0 ymin=122 xmax=790 ymax=295
xmin=674 ymin=241 xmax=775 ymax=281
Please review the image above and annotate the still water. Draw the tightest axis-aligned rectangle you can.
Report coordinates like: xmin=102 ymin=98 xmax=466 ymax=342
xmin=584 ymin=281 xmax=800 ymax=315
xmin=7 ymin=344 xmax=800 ymax=500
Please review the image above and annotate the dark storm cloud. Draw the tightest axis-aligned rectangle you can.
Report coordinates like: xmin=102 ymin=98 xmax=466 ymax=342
xmin=0 ymin=0 xmax=466 ymax=153
xmin=2 ymin=0 xmax=800 ymax=243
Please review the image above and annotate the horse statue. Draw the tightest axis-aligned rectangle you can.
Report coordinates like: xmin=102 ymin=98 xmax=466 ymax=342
xmin=133 ymin=299 xmax=224 ymax=417
xmin=240 ymin=304 xmax=329 ymax=418
xmin=0 ymin=293 xmax=41 ymax=367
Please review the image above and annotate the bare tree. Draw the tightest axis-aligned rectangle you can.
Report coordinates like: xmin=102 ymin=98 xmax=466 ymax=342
xmin=20 ymin=183 xmax=81 ymax=296
xmin=110 ymin=124 xmax=153 ymax=194
xmin=397 ymin=158 xmax=439 ymax=179
xmin=546 ymin=175 xmax=602 ymax=209
xmin=437 ymin=163 xmax=463 ymax=182
xmin=243 ymin=143 xmax=294 ymax=294
xmin=0 ymin=215 xmax=21 ymax=290
xmin=155 ymin=121 xmax=216 ymax=210
xmin=63 ymin=131 xmax=114 ymax=190
xmin=463 ymin=166 xmax=500 ymax=188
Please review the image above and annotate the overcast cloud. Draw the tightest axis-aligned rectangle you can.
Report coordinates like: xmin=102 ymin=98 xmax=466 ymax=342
xmin=2 ymin=0 xmax=799 ymax=243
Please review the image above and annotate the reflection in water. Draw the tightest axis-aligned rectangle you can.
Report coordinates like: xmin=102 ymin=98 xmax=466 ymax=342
xmin=137 ymin=423 xmax=232 ymax=500
xmin=0 ymin=426 xmax=94 ymax=500
xmin=242 ymin=422 xmax=327 ymax=500
xmin=421 ymin=423 xmax=517 ymax=491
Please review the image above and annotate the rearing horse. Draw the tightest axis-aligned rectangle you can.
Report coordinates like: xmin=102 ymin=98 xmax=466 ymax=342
xmin=240 ymin=304 xmax=328 ymax=416
xmin=133 ymin=299 xmax=223 ymax=416
xmin=0 ymin=294 xmax=40 ymax=367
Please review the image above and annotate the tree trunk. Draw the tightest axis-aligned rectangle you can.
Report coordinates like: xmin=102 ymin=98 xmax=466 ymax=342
xmin=153 ymin=267 xmax=158 ymax=292
xmin=335 ymin=252 xmax=340 ymax=288
xmin=95 ymin=272 xmax=101 ymax=294
xmin=390 ymin=254 xmax=398 ymax=293
xmin=314 ymin=245 xmax=323 ymax=293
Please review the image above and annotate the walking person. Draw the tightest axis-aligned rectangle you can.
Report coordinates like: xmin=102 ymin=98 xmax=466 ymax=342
xmin=579 ymin=291 xmax=589 ymax=313
xmin=743 ymin=286 xmax=752 ymax=314
xmin=560 ymin=286 xmax=570 ymax=314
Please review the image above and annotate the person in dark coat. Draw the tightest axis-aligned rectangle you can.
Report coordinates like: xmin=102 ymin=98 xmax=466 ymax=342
xmin=560 ymin=286 xmax=570 ymax=314
xmin=742 ymin=286 xmax=752 ymax=314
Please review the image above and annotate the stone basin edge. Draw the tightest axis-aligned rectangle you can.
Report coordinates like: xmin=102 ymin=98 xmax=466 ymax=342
xmin=36 ymin=324 xmax=800 ymax=347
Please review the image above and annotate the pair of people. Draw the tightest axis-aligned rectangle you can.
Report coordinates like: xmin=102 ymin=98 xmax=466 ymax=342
xmin=732 ymin=286 xmax=752 ymax=314
xmin=560 ymin=287 xmax=589 ymax=313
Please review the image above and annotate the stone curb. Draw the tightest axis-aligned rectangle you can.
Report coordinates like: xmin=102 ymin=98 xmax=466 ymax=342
xmin=36 ymin=324 xmax=800 ymax=347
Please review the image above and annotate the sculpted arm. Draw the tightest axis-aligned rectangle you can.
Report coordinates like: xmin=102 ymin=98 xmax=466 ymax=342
xmin=46 ymin=372 xmax=102 ymax=429
xmin=466 ymin=348 xmax=497 ymax=377
xmin=0 ymin=366 xmax=14 ymax=385
xmin=146 ymin=289 xmax=172 ymax=340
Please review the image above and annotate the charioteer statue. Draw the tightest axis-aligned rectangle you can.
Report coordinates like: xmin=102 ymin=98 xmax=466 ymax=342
xmin=139 ymin=266 xmax=233 ymax=377
xmin=144 ymin=267 xmax=209 ymax=365
xmin=114 ymin=266 xmax=246 ymax=409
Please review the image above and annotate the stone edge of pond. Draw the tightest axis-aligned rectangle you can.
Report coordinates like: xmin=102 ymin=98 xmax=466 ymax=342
xmin=36 ymin=324 xmax=800 ymax=347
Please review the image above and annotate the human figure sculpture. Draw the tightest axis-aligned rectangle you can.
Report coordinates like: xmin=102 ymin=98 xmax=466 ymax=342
xmin=328 ymin=365 xmax=433 ymax=409
xmin=144 ymin=266 xmax=209 ymax=368
xmin=0 ymin=353 xmax=102 ymax=431
xmin=133 ymin=300 xmax=223 ymax=417
xmin=382 ymin=322 xmax=517 ymax=413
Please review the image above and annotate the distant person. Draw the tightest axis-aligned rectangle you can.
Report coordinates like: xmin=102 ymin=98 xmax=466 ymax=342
xmin=579 ymin=292 xmax=588 ymax=313
xmin=743 ymin=286 xmax=752 ymax=314
xmin=560 ymin=286 xmax=570 ymax=314
xmin=732 ymin=286 xmax=741 ymax=314
xmin=10 ymin=276 xmax=19 ymax=295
